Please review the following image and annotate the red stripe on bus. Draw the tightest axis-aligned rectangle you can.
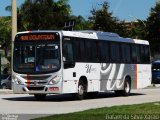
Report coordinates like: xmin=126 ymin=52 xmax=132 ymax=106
xmin=27 ymin=75 xmax=30 ymax=86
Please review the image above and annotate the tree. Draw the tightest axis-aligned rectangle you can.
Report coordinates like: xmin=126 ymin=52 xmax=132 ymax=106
xmin=18 ymin=0 xmax=71 ymax=31
xmin=146 ymin=2 xmax=160 ymax=54
xmin=0 ymin=17 xmax=11 ymax=57
xmin=67 ymin=15 xmax=91 ymax=30
xmin=128 ymin=20 xmax=147 ymax=39
xmin=88 ymin=1 xmax=128 ymax=37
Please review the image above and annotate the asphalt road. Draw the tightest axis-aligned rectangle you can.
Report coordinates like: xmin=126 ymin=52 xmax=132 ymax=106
xmin=0 ymin=88 xmax=160 ymax=120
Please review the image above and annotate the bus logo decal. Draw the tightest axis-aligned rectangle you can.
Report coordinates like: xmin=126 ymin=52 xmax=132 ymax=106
xmin=100 ymin=63 xmax=125 ymax=90
xmin=85 ymin=64 xmax=92 ymax=73
xmin=85 ymin=64 xmax=97 ymax=73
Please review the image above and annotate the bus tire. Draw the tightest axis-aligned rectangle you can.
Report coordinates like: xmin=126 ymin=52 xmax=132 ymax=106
xmin=115 ymin=78 xmax=131 ymax=96
xmin=75 ymin=81 xmax=86 ymax=100
xmin=123 ymin=78 xmax=131 ymax=96
xmin=34 ymin=94 xmax=46 ymax=101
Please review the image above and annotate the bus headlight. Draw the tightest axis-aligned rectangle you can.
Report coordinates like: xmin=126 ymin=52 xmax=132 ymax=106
xmin=48 ymin=75 xmax=61 ymax=85
xmin=12 ymin=75 xmax=23 ymax=85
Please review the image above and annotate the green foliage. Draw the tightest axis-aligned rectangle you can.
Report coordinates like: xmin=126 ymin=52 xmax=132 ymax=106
xmin=146 ymin=3 xmax=160 ymax=39
xmin=69 ymin=15 xmax=92 ymax=30
xmin=18 ymin=0 xmax=71 ymax=31
xmin=129 ymin=20 xmax=146 ymax=39
xmin=16 ymin=0 xmax=93 ymax=31
xmin=33 ymin=102 xmax=160 ymax=120
xmin=0 ymin=17 xmax=11 ymax=43
xmin=145 ymin=2 xmax=160 ymax=54
xmin=88 ymin=2 xmax=116 ymax=31
xmin=88 ymin=1 xmax=129 ymax=37
xmin=0 ymin=17 xmax=11 ymax=57
xmin=0 ymin=17 xmax=11 ymax=47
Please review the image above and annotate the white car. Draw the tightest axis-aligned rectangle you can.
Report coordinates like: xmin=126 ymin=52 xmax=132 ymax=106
xmin=1 ymin=74 xmax=11 ymax=89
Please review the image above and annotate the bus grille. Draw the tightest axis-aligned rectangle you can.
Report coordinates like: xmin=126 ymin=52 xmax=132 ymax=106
xmin=21 ymin=75 xmax=51 ymax=80
xmin=25 ymin=81 xmax=47 ymax=85
xmin=27 ymin=86 xmax=45 ymax=91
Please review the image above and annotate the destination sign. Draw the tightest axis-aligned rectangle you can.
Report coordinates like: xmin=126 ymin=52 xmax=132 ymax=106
xmin=20 ymin=34 xmax=55 ymax=41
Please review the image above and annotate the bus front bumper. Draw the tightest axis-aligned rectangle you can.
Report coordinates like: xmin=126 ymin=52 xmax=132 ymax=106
xmin=12 ymin=83 xmax=62 ymax=94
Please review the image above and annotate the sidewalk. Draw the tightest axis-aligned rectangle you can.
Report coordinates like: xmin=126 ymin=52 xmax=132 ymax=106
xmin=0 ymin=89 xmax=13 ymax=94
xmin=146 ymin=84 xmax=160 ymax=89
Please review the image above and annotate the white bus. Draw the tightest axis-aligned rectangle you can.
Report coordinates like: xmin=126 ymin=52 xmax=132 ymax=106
xmin=12 ymin=30 xmax=151 ymax=100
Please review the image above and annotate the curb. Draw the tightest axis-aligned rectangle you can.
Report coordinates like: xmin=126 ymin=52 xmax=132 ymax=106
xmin=0 ymin=89 xmax=13 ymax=94
xmin=145 ymin=84 xmax=160 ymax=89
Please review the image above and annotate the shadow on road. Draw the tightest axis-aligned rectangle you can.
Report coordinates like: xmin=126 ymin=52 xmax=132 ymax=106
xmin=3 ymin=92 xmax=146 ymax=102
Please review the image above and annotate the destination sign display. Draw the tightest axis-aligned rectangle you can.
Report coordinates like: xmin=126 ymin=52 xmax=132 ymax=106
xmin=15 ymin=32 xmax=60 ymax=41
xmin=20 ymin=34 xmax=55 ymax=41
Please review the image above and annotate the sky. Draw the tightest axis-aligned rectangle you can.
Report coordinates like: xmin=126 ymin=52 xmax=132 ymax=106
xmin=0 ymin=0 xmax=157 ymax=21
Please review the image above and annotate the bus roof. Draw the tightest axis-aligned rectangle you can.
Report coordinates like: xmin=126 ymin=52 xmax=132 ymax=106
xmin=62 ymin=30 xmax=149 ymax=45
xmin=16 ymin=30 xmax=149 ymax=45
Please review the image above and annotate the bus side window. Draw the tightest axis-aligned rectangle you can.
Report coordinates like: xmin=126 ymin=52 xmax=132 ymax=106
xmin=144 ymin=45 xmax=150 ymax=63
xmin=140 ymin=45 xmax=145 ymax=63
xmin=63 ymin=40 xmax=75 ymax=69
xmin=121 ymin=44 xmax=131 ymax=63
xmin=91 ymin=41 xmax=98 ymax=62
xmin=136 ymin=45 xmax=141 ymax=63
xmin=97 ymin=41 xmax=110 ymax=63
xmin=131 ymin=44 xmax=141 ymax=63
xmin=72 ymin=38 xmax=85 ymax=62
xmin=85 ymin=40 xmax=98 ymax=62
xmin=131 ymin=45 xmax=137 ymax=63
xmin=110 ymin=42 xmax=120 ymax=63
xmin=79 ymin=39 xmax=85 ymax=62
xmin=85 ymin=40 xmax=92 ymax=61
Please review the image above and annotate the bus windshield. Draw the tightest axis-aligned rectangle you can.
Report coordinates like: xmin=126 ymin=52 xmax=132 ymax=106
xmin=13 ymin=33 xmax=61 ymax=74
xmin=14 ymin=43 xmax=60 ymax=74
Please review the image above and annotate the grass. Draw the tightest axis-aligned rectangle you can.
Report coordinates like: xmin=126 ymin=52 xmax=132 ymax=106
xmin=33 ymin=102 xmax=160 ymax=120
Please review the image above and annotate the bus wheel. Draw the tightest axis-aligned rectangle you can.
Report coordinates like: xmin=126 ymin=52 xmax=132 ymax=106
xmin=75 ymin=81 xmax=86 ymax=100
xmin=34 ymin=94 xmax=46 ymax=101
xmin=123 ymin=78 xmax=131 ymax=96
xmin=115 ymin=78 xmax=131 ymax=96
